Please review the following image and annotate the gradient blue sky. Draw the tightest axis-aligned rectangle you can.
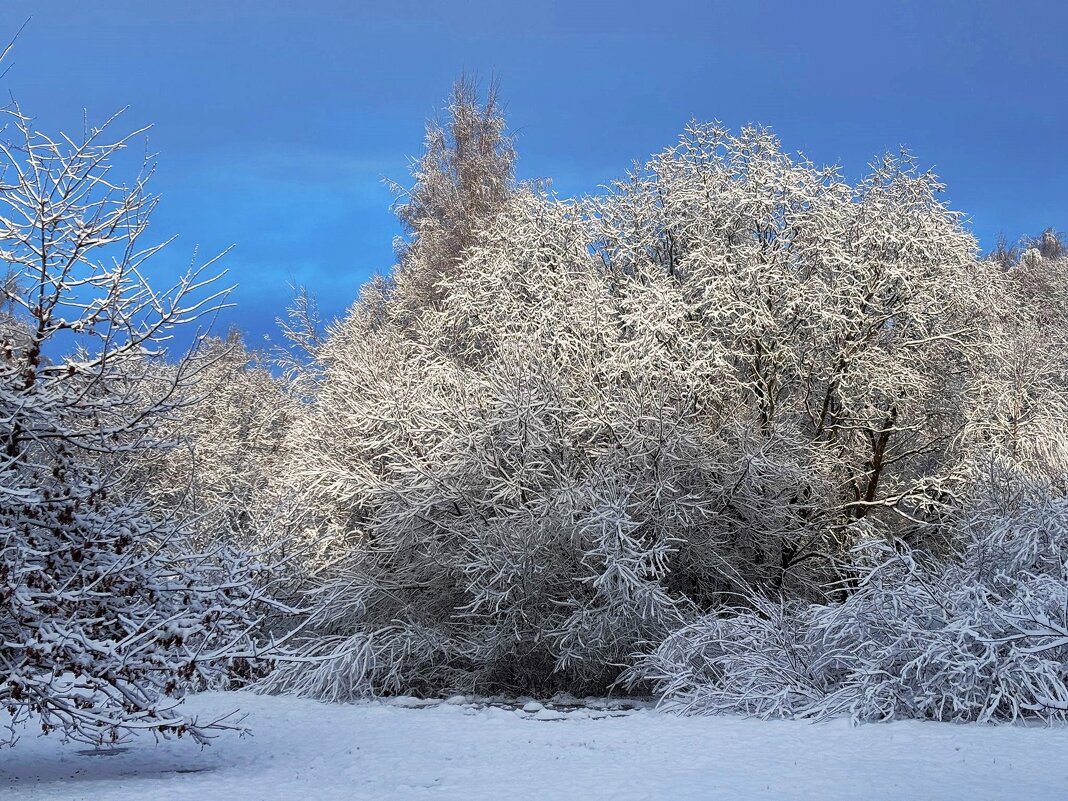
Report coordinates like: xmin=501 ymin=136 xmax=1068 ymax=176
xmin=4 ymin=1 xmax=1066 ymax=347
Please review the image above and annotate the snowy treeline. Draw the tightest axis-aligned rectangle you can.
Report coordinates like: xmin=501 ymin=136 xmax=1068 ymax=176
xmin=4 ymin=77 xmax=1068 ymax=746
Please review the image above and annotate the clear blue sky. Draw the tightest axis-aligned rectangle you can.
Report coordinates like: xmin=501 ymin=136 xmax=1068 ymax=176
xmin=4 ymin=1 xmax=1066 ymax=348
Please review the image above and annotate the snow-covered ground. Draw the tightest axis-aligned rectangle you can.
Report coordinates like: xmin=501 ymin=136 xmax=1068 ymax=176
xmin=4 ymin=691 xmax=1068 ymax=801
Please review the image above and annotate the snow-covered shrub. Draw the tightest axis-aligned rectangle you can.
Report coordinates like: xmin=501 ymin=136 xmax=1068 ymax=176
xmin=0 ymin=107 xmax=282 ymax=746
xmin=633 ymin=469 xmax=1068 ymax=722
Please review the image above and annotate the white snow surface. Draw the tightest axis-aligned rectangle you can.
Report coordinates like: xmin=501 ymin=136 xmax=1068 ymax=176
xmin=3 ymin=691 xmax=1068 ymax=800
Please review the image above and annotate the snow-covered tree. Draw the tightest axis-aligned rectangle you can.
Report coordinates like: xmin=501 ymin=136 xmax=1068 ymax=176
xmin=264 ymin=121 xmax=998 ymax=699
xmin=964 ymin=235 xmax=1068 ymax=481
xmin=386 ymin=76 xmax=517 ymax=328
xmin=590 ymin=127 xmax=996 ymax=574
xmin=0 ymin=107 xmax=278 ymax=746
xmin=134 ymin=330 xmax=297 ymax=553
xmin=1034 ymin=228 xmax=1066 ymax=261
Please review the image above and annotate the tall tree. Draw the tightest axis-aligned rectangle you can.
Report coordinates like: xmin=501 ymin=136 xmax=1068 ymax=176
xmin=387 ymin=75 xmax=517 ymax=325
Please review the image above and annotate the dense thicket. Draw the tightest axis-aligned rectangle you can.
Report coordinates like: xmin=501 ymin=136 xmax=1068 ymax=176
xmin=632 ymin=468 xmax=1068 ymax=722
xmin=256 ymin=83 xmax=1068 ymax=715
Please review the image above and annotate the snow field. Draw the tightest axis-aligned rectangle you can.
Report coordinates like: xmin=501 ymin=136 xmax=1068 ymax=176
xmin=4 ymin=691 xmax=1068 ymax=801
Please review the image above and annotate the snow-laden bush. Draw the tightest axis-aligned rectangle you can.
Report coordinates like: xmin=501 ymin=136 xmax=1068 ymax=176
xmin=632 ymin=469 xmax=1068 ymax=722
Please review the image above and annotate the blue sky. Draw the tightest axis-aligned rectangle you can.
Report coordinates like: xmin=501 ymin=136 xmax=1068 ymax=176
xmin=4 ymin=1 xmax=1067 ymax=348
